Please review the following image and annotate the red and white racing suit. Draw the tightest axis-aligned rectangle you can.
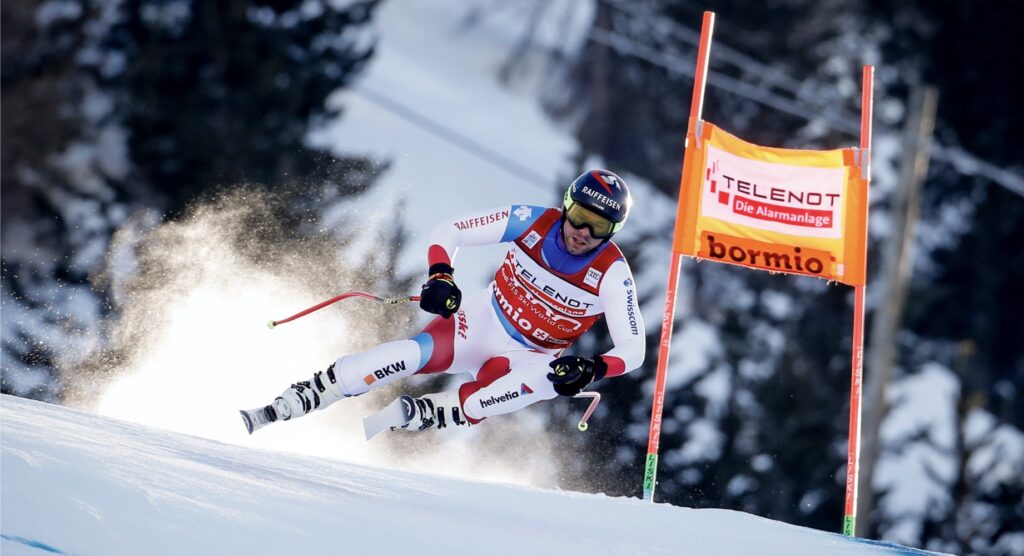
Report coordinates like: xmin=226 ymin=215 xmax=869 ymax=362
xmin=330 ymin=205 xmax=645 ymax=423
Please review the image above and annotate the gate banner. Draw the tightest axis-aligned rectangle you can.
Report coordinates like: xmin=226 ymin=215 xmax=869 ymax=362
xmin=673 ymin=122 xmax=869 ymax=286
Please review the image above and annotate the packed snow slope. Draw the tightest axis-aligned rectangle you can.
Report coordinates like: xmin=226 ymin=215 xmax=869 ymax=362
xmin=1 ymin=396 xmax=946 ymax=556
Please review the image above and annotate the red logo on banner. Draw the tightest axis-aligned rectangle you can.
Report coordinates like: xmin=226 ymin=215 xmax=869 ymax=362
xmin=732 ymin=196 xmax=834 ymax=228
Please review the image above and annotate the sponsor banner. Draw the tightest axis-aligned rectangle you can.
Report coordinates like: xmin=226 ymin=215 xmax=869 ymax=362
xmin=673 ymin=122 xmax=869 ymax=285
xmin=700 ymin=232 xmax=834 ymax=279
xmin=700 ymin=144 xmax=845 ymax=239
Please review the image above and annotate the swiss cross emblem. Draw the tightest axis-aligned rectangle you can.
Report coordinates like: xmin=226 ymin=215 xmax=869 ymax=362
xmin=514 ymin=205 xmax=533 ymax=221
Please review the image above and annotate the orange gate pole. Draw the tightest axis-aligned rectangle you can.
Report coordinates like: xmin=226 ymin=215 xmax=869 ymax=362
xmin=642 ymin=10 xmax=715 ymax=502
xmin=843 ymin=65 xmax=874 ymax=535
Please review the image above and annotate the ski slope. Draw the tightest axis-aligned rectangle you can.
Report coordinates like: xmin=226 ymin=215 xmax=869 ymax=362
xmin=1 ymin=395 xmax=947 ymax=556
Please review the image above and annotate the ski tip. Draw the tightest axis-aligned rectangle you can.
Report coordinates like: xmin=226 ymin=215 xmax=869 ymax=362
xmin=362 ymin=396 xmax=415 ymax=441
xmin=240 ymin=410 xmax=254 ymax=435
xmin=362 ymin=415 xmax=383 ymax=441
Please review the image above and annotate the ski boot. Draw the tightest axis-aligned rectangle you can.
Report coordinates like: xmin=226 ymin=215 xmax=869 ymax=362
xmin=362 ymin=391 xmax=471 ymax=440
xmin=241 ymin=366 xmax=344 ymax=435
xmin=239 ymin=396 xmax=293 ymax=435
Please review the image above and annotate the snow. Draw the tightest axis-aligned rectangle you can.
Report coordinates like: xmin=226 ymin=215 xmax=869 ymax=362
xmin=666 ymin=319 xmax=722 ymax=389
xmin=1 ymin=394 xmax=948 ymax=556
xmin=875 ymin=363 xmax=959 ymax=545
xmin=966 ymin=407 xmax=1024 ymax=489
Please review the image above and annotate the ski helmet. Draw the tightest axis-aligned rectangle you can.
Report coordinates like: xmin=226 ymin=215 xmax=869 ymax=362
xmin=562 ymin=169 xmax=632 ymax=239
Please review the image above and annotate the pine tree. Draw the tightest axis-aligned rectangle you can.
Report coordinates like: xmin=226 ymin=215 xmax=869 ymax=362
xmin=2 ymin=0 xmax=387 ymax=402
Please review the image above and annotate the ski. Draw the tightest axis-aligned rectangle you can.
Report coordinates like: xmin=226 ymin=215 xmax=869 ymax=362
xmin=362 ymin=395 xmax=415 ymax=440
xmin=239 ymin=405 xmax=277 ymax=435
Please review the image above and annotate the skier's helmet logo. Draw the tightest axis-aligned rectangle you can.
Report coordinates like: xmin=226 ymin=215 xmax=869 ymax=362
xmin=563 ymin=169 xmax=632 ymax=239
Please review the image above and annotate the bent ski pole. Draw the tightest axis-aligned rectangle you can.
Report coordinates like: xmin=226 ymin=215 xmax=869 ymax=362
xmin=268 ymin=292 xmax=421 ymax=329
xmin=574 ymin=391 xmax=602 ymax=432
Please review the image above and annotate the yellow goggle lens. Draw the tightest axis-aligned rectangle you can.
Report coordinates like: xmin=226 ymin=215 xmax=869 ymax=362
xmin=564 ymin=204 xmax=616 ymax=238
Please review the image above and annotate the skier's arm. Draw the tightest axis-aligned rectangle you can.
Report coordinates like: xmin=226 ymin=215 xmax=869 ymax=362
xmin=427 ymin=205 xmax=545 ymax=268
xmin=596 ymin=260 xmax=646 ymax=378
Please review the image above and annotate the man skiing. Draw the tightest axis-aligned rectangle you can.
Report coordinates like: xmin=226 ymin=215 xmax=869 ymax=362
xmin=241 ymin=169 xmax=646 ymax=438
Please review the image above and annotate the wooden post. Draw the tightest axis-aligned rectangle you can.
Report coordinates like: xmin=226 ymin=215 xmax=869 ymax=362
xmin=856 ymin=86 xmax=938 ymax=536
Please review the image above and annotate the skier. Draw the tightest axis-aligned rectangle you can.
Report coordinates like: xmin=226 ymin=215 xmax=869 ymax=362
xmin=241 ymin=169 xmax=646 ymax=437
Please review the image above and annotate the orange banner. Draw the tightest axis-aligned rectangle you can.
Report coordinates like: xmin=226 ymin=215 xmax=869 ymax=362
xmin=673 ymin=122 xmax=869 ymax=285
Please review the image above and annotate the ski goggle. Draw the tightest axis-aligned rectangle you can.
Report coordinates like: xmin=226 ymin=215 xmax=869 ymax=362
xmin=563 ymin=203 xmax=619 ymax=239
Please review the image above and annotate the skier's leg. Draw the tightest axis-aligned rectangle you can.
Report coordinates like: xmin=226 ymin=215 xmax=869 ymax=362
xmin=457 ymin=350 xmax=559 ymax=422
xmin=396 ymin=357 xmax=513 ymax=433
xmin=241 ymin=337 xmax=426 ymax=434
xmin=327 ymin=285 xmax=499 ymax=402
xmin=279 ymin=338 xmax=424 ymax=414
xmin=383 ymin=351 xmax=559 ymax=435
xmin=245 ymin=289 xmax=502 ymax=434
xmin=364 ymin=288 xmax=548 ymax=437
xmin=413 ymin=287 xmax=505 ymax=377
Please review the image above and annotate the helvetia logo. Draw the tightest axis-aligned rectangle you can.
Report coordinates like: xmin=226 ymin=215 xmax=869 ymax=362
xmin=520 ymin=383 xmax=533 ymax=395
xmin=701 ymin=232 xmax=832 ymax=277
xmin=479 ymin=390 xmax=519 ymax=409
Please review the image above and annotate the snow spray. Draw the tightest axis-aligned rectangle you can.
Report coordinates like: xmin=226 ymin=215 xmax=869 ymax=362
xmin=69 ymin=187 xmax=564 ymax=488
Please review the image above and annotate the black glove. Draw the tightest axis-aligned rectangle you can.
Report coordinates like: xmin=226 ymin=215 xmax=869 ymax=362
xmin=419 ymin=263 xmax=462 ymax=319
xmin=546 ymin=355 xmax=609 ymax=397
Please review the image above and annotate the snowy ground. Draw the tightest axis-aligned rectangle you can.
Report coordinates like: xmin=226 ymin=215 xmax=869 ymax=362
xmin=1 ymin=395 xmax=948 ymax=556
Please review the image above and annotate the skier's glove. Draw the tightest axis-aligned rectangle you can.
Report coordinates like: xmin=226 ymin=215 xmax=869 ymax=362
xmin=419 ymin=263 xmax=462 ymax=319
xmin=546 ymin=355 xmax=608 ymax=397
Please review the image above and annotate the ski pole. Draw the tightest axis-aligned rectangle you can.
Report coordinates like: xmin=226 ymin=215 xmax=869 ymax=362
xmin=268 ymin=292 xmax=421 ymax=329
xmin=574 ymin=391 xmax=602 ymax=432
